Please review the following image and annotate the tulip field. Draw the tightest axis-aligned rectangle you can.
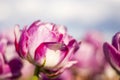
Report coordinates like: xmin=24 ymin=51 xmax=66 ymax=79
xmin=0 ymin=0 xmax=120 ymax=80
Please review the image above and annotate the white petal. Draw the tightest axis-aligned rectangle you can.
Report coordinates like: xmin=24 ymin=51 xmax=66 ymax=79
xmin=45 ymin=49 xmax=61 ymax=68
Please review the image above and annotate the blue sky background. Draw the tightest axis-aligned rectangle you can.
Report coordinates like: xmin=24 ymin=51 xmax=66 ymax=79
xmin=0 ymin=0 xmax=120 ymax=41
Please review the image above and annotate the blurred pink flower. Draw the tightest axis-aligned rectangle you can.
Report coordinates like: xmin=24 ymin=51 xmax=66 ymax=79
xmin=74 ymin=31 xmax=105 ymax=75
xmin=14 ymin=20 xmax=79 ymax=77
xmin=0 ymin=32 xmax=22 ymax=79
xmin=0 ymin=28 xmax=15 ymax=44
xmin=60 ymin=69 xmax=73 ymax=80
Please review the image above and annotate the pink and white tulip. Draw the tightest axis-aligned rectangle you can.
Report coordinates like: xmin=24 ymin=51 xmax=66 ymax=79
xmin=14 ymin=20 xmax=79 ymax=76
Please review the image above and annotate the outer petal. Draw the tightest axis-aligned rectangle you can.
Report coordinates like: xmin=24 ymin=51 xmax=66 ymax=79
xmin=103 ymin=42 xmax=120 ymax=74
xmin=19 ymin=28 xmax=28 ymax=58
xmin=14 ymin=25 xmax=22 ymax=57
xmin=34 ymin=42 xmax=68 ymax=68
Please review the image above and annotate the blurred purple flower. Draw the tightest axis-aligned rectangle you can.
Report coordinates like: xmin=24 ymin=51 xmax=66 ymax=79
xmin=0 ymin=33 xmax=23 ymax=79
xmin=14 ymin=20 xmax=79 ymax=77
xmin=73 ymin=31 xmax=106 ymax=75
xmin=103 ymin=32 xmax=120 ymax=74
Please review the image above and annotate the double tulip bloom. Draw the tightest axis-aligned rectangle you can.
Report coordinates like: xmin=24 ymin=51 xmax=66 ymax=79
xmin=14 ymin=20 xmax=79 ymax=76
xmin=103 ymin=32 xmax=120 ymax=74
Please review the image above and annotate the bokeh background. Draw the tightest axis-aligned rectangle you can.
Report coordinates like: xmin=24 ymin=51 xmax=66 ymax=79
xmin=0 ymin=0 xmax=120 ymax=41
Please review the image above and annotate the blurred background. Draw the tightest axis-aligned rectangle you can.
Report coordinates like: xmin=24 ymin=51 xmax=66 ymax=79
xmin=0 ymin=0 xmax=120 ymax=41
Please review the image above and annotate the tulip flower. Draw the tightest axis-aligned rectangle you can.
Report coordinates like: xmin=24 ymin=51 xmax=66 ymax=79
xmin=14 ymin=20 xmax=79 ymax=78
xmin=0 ymin=34 xmax=23 ymax=79
xmin=103 ymin=32 xmax=120 ymax=74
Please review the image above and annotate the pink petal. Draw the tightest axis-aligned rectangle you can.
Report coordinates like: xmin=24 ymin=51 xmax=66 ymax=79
xmin=103 ymin=42 xmax=120 ymax=72
xmin=19 ymin=28 xmax=28 ymax=58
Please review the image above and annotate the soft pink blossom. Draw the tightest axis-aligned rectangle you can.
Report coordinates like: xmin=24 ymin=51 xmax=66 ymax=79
xmin=74 ymin=31 xmax=105 ymax=75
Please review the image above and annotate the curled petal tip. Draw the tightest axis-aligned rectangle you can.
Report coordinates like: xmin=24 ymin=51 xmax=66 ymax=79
xmin=29 ymin=20 xmax=41 ymax=29
xmin=112 ymin=32 xmax=120 ymax=50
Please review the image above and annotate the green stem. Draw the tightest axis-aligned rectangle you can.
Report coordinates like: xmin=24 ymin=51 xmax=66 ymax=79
xmin=32 ymin=75 xmax=39 ymax=80
xmin=32 ymin=66 xmax=41 ymax=80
